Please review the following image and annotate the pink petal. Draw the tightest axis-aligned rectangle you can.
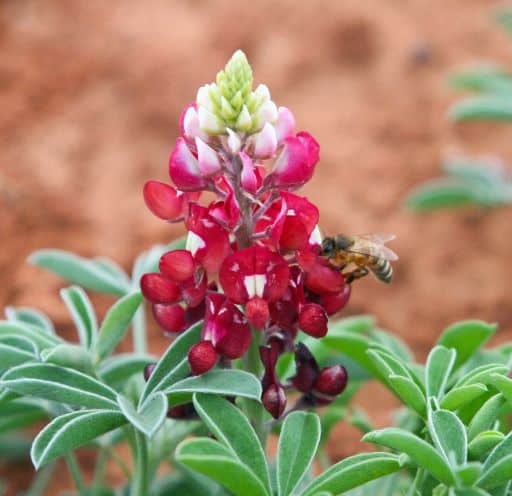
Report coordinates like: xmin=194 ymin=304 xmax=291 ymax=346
xmin=253 ymin=122 xmax=277 ymax=159
xmin=180 ymin=103 xmax=208 ymax=141
xmin=159 ymin=250 xmax=196 ymax=282
xmin=240 ymin=152 xmax=258 ymax=194
xmin=169 ymin=138 xmax=206 ymax=191
xmin=180 ymin=271 xmax=207 ymax=308
xmin=270 ymin=132 xmax=319 ymax=189
xmin=195 ymin=137 xmax=222 ymax=176
xmin=140 ymin=273 xmax=181 ymax=304
xmin=143 ymin=181 xmax=184 ymax=221
xmin=275 ymin=107 xmax=296 ymax=144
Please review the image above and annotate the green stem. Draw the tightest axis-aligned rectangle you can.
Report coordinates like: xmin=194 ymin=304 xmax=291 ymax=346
xmin=243 ymin=330 xmax=267 ymax=446
xmin=407 ymin=468 xmax=424 ymax=496
xmin=26 ymin=461 xmax=56 ymax=496
xmin=92 ymin=446 xmax=109 ymax=494
xmin=130 ymin=429 xmax=149 ymax=496
xmin=65 ymin=453 xmax=87 ymax=495
xmin=133 ymin=305 xmax=147 ymax=354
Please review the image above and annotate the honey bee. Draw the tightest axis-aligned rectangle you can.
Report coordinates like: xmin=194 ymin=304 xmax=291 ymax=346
xmin=321 ymin=233 xmax=398 ymax=284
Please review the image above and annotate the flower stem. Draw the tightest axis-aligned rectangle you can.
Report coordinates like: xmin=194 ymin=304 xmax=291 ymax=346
xmin=65 ymin=453 xmax=87 ymax=496
xmin=92 ymin=446 xmax=108 ymax=494
xmin=132 ymin=305 xmax=147 ymax=354
xmin=243 ymin=330 xmax=267 ymax=446
xmin=130 ymin=429 xmax=149 ymax=496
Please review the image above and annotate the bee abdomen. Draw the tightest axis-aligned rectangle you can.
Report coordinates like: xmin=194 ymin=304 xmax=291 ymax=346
xmin=370 ymin=257 xmax=393 ymax=284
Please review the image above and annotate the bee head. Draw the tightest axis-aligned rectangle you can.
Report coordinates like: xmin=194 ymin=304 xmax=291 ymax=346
xmin=321 ymin=237 xmax=336 ymax=254
xmin=335 ymin=234 xmax=352 ymax=250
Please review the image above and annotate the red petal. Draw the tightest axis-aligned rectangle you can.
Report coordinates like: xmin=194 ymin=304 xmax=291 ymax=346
xmin=188 ymin=341 xmax=218 ymax=375
xmin=169 ymin=138 xmax=206 ymax=191
xmin=159 ymin=250 xmax=196 ymax=282
xmin=299 ymin=303 xmax=328 ymax=338
xmin=143 ymin=181 xmax=184 ymax=221
xmin=140 ymin=273 xmax=180 ymax=304
xmin=320 ymin=284 xmax=351 ymax=315
xmin=152 ymin=304 xmax=186 ymax=333
xmin=181 ymin=271 xmax=207 ymax=308
xmin=304 ymin=259 xmax=345 ymax=294
xmin=186 ymin=205 xmax=231 ymax=274
xmin=219 ymin=247 xmax=290 ymax=304
xmin=245 ymin=297 xmax=270 ymax=329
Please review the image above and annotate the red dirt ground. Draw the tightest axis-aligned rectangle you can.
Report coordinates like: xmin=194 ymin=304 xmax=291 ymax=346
xmin=2 ymin=0 xmax=512 ymax=493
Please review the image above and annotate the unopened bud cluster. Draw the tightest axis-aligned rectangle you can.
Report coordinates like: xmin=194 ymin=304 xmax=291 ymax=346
xmin=141 ymin=51 xmax=350 ymax=418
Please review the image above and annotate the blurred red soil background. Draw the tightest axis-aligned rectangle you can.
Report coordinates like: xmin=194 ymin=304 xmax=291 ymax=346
xmin=2 ymin=0 xmax=512 ymax=493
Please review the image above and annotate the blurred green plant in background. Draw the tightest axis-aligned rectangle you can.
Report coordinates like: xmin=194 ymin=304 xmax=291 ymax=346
xmin=406 ymin=8 xmax=512 ymax=212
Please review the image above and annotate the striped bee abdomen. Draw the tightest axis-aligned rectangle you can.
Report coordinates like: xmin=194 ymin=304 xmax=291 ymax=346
xmin=369 ymin=257 xmax=393 ymax=283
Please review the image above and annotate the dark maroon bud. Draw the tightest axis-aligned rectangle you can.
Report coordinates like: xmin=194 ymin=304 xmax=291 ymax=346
xmin=260 ymin=339 xmax=283 ymax=390
xmin=188 ymin=341 xmax=219 ymax=375
xmin=291 ymin=343 xmax=319 ymax=392
xmin=262 ymin=384 xmax=286 ymax=419
xmin=143 ymin=363 xmax=156 ymax=382
xmin=167 ymin=403 xmax=196 ymax=419
xmin=314 ymin=365 xmax=348 ymax=397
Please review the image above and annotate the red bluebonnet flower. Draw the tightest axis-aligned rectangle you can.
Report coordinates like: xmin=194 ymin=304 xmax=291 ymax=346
xmin=140 ymin=50 xmax=354 ymax=414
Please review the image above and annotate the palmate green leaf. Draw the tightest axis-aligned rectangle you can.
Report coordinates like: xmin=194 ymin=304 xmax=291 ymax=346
xmin=98 ymin=353 xmax=155 ymax=388
xmin=454 ymin=487 xmax=492 ymax=496
xmin=166 ymin=370 xmax=262 ymax=406
xmin=490 ymin=374 xmax=512 ymax=406
xmin=95 ymin=292 xmax=143 ymax=360
xmin=468 ymin=394 xmax=507 ymax=441
xmin=0 ymin=400 xmax=47 ymax=435
xmin=176 ymin=438 xmax=269 ymax=496
xmin=387 ymin=375 xmax=426 ymax=417
xmin=455 ymin=462 xmax=482 ymax=487
xmin=441 ymin=384 xmax=488 ymax=411
xmin=438 ymin=321 xmax=497 ymax=370
xmin=363 ymin=428 xmax=455 ymax=485
xmin=60 ymin=286 xmax=97 ymax=349
xmin=5 ymin=306 xmax=55 ymax=334
xmin=139 ymin=321 xmax=203 ymax=406
xmin=478 ymin=454 xmax=512 ymax=490
xmin=0 ymin=321 xmax=62 ymax=352
xmin=31 ymin=409 xmax=126 ymax=468
xmin=40 ymin=344 xmax=93 ymax=374
xmin=328 ymin=315 xmax=376 ymax=335
xmin=469 ymin=431 xmax=504 ymax=461
xmin=1 ymin=363 xmax=118 ymax=410
xmin=321 ymin=332 xmax=389 ymax=383
xmin=0 ymin=336 xmax=37 ymax=372
xmin=117 ymin=392 xmax=168 ymax=438
xmin=91 ymin=257 xmax=131 ymax=287
xmin=29 ymin=249 xmax=130 ymax=295
xmin=301 ymin=452 xmax=402 ymax=496
xmin=456 ymin=364 xmax=509 ymax=389
xmin=450 ymin=96 xmax=512 ymax=122
xmin=483 ymin=431 xmax=512 ymax=471
xmin=193 ymin=394 xmax=270 ymax=494
xmin=369 ymin=329 xmax=413 ymax=362
xmin=426 ymin=346 xmax=456 ymax=399
xmin=276 ymin=411 xmax=320 ymax=496
xmin=429 ymin=409 xmax=467 ymax=467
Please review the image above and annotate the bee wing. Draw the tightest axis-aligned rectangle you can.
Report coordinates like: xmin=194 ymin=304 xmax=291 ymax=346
xmin=350 ymin=236 xmax=399 ymax=261
xmin=358 ymin=233 xmax=396 ymax=243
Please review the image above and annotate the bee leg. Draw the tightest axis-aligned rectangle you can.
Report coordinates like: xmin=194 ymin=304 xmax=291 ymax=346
xmin=344 ymin=267 xmax=369 ymax=284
